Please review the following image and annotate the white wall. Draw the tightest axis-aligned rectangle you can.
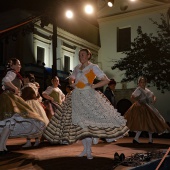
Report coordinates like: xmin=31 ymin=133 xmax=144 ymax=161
xmin=33 ymin=23 xmax=100 ymax=76
xmin=33 ymin=38 xmax=52 ymax=67
xmin=98 ymin=8 xmax=170 ymax=122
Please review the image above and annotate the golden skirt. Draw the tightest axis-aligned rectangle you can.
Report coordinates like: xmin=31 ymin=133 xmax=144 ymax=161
xmin=124 ymin=102 xmax=170 ymax=134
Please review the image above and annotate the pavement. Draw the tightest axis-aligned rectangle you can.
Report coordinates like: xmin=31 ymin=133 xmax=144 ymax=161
xmin=0 ymin=137 xmax=170 ymax=170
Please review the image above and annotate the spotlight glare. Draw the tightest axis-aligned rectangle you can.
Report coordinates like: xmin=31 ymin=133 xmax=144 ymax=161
xmin=84 ymin=4 xmax=94 ymax=14
xmin=66 ymin=10 xmax=73 ymax=19
xmin=107 ymin=0 xmax=114 ymax=7
xmin=108 ymin=2 xmax=113 ymax=7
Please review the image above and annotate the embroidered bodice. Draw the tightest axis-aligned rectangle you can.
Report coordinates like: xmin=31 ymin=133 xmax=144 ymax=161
xmin=70 ymin=63 xmax=105 ymax=89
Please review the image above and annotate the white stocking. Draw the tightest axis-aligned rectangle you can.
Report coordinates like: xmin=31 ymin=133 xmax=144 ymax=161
xmin=86 ymin=137 xmax=93 ymax=159
xmin=134 ymin=131 xmax=142 ymax=142
xmin=78 ymin=138 xmax=87 ymax=157
xmin=148 ymin=132 xmax=153 ymax=142
xmin=0 ymin=127 xmax=10 ymax=151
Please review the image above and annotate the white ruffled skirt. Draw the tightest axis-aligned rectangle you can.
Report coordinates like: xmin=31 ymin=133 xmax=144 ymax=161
xmin=0 ymin=113 xmax=45 ymax=138
xmin=0 ymin=91 xmax=46 ymax=138
xmin=43 ymin=88 xmax=129 ymax=144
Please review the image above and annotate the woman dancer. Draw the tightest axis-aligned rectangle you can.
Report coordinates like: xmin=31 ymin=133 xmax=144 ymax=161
xmin=21 ymin=73 xmax=49 ymax=147
xmin=0 ymin=58 xmax=45 ymax=155
xmin=43 ymin=49 xmax=129 ymax=159
xmin=124 ymin=77 xmax=170 ymax=144
xmin=42 ymin=76 xmax=65 ymax=120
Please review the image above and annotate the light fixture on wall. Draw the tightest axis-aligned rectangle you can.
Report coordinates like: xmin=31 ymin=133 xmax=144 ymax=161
xmin=106 ymin=0 xmax=114 ymax=7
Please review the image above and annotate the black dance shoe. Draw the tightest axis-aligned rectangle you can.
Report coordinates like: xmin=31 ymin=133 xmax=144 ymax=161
xmin=0 ymin=151 xmax=5 ymax=156
xmin=148 ymin=140 xmax=153 ymax=144
xmin=4 ymin=150 xmax=11 ymax=153
xmin=133 ymin=139 xmax=140 ymax=144
xmin=119 ymin=153 xmax=125 ymax=162
xmin=114 ymin=152 xmax=120 ymax=161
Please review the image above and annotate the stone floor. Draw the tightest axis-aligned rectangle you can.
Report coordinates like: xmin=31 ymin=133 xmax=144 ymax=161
xmin=0 ymin=137 xmax=170 ymax=170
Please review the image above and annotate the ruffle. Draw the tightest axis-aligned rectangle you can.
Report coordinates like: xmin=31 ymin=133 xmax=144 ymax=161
xmin=43 ymin=93 xmax=129 ymax=144
xmin=0 ymin=113 xmax=45 ymax=138
xmin=72 ymin=88 xmax=127 ymax=128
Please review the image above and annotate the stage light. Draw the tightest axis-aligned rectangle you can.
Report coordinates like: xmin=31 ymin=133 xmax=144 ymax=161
xmin=107 ymin=0 xmax=114 ymax=7
xmin=65 ymin=10 xmax=73 ymax=19
xmin=84 ymin=4 xmax=94 ymax=14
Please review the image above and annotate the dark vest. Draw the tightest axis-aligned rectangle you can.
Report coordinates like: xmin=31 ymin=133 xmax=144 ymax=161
xmin=4 ymin=71 xmax=23 ymax=91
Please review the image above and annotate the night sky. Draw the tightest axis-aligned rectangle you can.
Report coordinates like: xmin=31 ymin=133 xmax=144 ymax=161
xmin=0 ymin=0 xmax=98 ymax=26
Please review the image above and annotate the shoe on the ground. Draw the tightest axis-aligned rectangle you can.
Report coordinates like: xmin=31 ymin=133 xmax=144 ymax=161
xmin=61 ymin=140 xmax=69 ymax=145
xmin=148 ymin=140 xmax=153 ymax=144
xmin=114 ymin=152 xmax=120 ymax=161
xmin=34 ymin=141 xmax=40 ymax=147
xmin=78 ymin=150 xmax=86 ymax=157
xmin=0 ymin=151 xmax=6 ymax=156
xmin=92 ymin=138 xmax=99 ymax=145
xmin=133 ymin=139 xmax=140 ymax=144
xmin=106 ymin=138 xmax=117 ymax=143
xmin=4 ymin=150 xmax=11 ymax=154
xmin=87 ymin=152 xmax=93 ymax=159
xmin=119 ymin=153 xmax=125 ymax=162
xmin=22 ymin=142 xmax=32 ymax=148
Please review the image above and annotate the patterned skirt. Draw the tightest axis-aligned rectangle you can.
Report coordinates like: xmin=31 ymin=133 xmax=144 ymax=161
xmin=0 ymin=91 xmax=45 ymax=138
xmin=124 ymin=102 xmax=170 ymax=134
xmin=43 ymin=88 xmax=129 ymax=144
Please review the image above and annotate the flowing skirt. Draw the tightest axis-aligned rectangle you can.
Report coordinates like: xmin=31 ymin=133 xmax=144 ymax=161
xmin=43 ymin=88 xmax=129 ymax=144
xmin=0 ymin=91 xmax=45 ymax=138
xmin=43 ymin=100 xmax=62 ymax=120
xmin=0 ymin=114 xmax=45 ymax=138
xmin=124 ymin=102 xmax=170 ymax=134
xmin=25 ymin=100 xmax=49 ymax=126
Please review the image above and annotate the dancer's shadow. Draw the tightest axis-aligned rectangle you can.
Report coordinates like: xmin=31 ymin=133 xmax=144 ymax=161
xmin=1 ymin=152 xmax=115 ymax=170
xmin=34 ymin=156 xmax=114 ymax=170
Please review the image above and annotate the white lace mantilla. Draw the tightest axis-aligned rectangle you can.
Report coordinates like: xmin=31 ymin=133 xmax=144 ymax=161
xmin=72 ymin=88 xmax=127 ymax=128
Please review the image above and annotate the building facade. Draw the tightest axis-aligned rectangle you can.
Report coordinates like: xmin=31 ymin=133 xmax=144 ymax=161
xmin=97 ymin=0 xmax=170 ymax=121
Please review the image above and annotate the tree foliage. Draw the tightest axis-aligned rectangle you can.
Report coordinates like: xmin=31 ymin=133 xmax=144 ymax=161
xmin=112 ymin=9 xmax=170 ymax=93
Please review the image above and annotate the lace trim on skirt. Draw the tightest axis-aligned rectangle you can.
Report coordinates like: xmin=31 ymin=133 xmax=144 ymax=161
xmin=72 ymin=88 xmax=127 ymax=128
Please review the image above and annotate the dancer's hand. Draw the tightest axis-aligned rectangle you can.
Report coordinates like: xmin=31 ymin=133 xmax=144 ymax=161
xmin=90 ymin=84 xmax=95 ymax=89
xmin=50 ymin=97 xmax=54 ymax=102
xmin=14 ymin=87 xmax=19 ymax=95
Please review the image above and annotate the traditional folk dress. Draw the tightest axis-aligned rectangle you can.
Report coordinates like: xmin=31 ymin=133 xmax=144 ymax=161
xmin=21 ymin=83 xmax=49 ymax=126
xmin=43 ymin=63 xmax=129 ymax=144
xmin=124 ymin=87 xmax=170 ymax=134
xmin=42 ymin=86 xmax=65 ymax=120
xmin=0 ymin=70 xmax=45 ymax=138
